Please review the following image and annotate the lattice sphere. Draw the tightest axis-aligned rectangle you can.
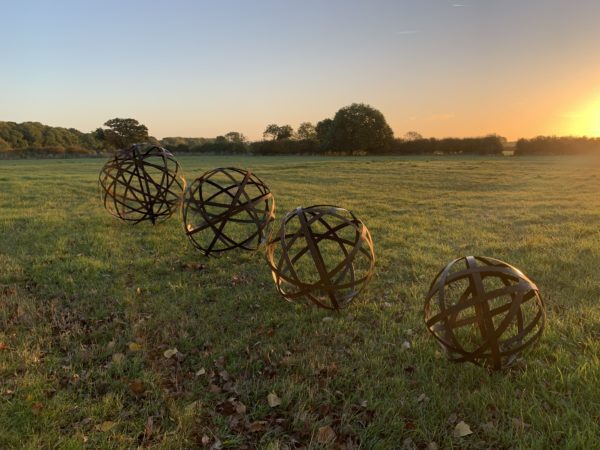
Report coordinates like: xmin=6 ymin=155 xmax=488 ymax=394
xmin=424 ymin=256 xmax=545 ymax=370
xmin=99 ymin=145 xmax=185 ymax=224
xmin=266 ymin=205 xmax=375 ymax=310
xmin=182 ymin=167 xmax=275 ymax=256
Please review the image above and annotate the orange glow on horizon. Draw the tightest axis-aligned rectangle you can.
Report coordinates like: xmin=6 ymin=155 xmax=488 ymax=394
xmin=561 ymin=95 xmax=600 ymax=137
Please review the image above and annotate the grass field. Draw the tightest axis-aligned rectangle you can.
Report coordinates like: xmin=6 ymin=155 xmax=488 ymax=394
xmin=1 ymin=155 xmax=599 ymax=449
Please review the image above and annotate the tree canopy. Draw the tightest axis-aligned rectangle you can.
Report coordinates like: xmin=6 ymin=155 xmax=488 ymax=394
xmin=263 ymin=124 xmax=294 ymax=141
xmin=98 ymin=118 xmax=149 ymax=149
xmin=296 ymin=122 xmax=317 ymax=141
xmin=326 ymin=103 xmax=394 ymax=153
xmin=0 ymin=121 xmax=102 ymax=155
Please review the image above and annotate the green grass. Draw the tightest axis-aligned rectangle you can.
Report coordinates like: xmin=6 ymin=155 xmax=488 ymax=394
xmin=1 ymin=155 xmax=599 ymax=449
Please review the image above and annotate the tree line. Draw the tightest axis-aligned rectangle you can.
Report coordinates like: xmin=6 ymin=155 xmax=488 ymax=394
xmin=0 ymin=121 xmax=103 ymax=156
xmin=515 ymin=136 xmax=600 ymax=155
xmin=2 ymin=105 xmax=599 ymax=157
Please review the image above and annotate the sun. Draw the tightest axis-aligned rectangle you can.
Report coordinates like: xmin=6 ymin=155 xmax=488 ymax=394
xmin=564 ymin=96 xmax=600 ymax=137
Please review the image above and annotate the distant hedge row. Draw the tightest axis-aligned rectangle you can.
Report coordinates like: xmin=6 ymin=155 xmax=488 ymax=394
xmin=515 ymin=136 xmax=600 ymax=155
xmin=0 ymin=146 xmax=105 ymax=159
xmin=160 ymin=136 xmax=504 ymax=156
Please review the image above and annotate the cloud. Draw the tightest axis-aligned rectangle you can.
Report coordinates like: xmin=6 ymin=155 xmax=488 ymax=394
xmin=452 ymin=4 xmax=466 ymax=7
xmin=394 ymin=30 xmax=419 ymax=35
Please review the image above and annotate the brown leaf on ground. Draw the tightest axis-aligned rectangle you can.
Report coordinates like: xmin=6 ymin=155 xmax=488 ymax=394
xmin=218 ymin=370 xmax=230 ymax=381
xmin=185 ymin=400 xmax=201 ymax=414
xmin=267 ymin=392 xmax=281 ymax=407
xmin=182 ymin=262 xmax=207 ymax=271
xmin=163 ymin=348 xmax=178 ymax=359
xmin=402 ymin=437 xmax=416 ymax=449
xmin=453 ymin=421 xmax=473 ymax=437
xmin=216 ymin=400 xmax=237 ymax=416
xmin=128 ymin=342 xmax=142 ymax=352
xmin=235 ymin=401 xmax=247 ymax=415
xmin=512 ymin=417 xmax=530 ymax=433
xmin=31 ymin=402 xmax=44 ymax=415
xmin=129 ymin=380 xmax=145 ymax=395
xmin=317 ymin=425 xmax=336 ymax=444
xmin=247 ymin=420 xmax=268 ymax=433
xmin=0 ymin=342 xmax=8 ymax=351
xmin=97 ymin=421 xmax=117 ymax=432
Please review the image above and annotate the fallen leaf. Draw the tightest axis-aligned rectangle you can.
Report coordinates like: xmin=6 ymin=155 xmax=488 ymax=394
xmin=218 ymin=370 xmax=230 ymax=381
xmin=185 ymin=400 xmax=201 ymax=414
xmin=129 ymin=380 xmax=145 ymax=395
xmin=235 ymin=402 xmax=247 ymax=415
xmin=144 ymin=416 xmax=154 ymax=439
xmin=0 ymin=342 xmax=8 ymax=351
xmin=417 ymin=393 xmax=429 ymax=403
xmin=216 ymin=400 xmax=237 ymax=416
xmin=163 ymin=348 xmax=178 ymax=359
xmin=322 ymin=317 xmax=334 ymax=322
xmin=427 ymin=442 xmax=439 ymax=450
xmin=201 ymin=434 xmax=211 ymax=445
xmin=453 ymin=421 xmax=473 ymax=438
xmin=128 ymin=342 xmax=142 ymax=352
xmin=97 ymin=421 xmax=117 ymax=432
xmin=196 ymin=368 xmax=206 ymax=377
xmin=267 ymin=392 xmax=281 ymax=407
xmin=182 ymin=262 xmax=207 ymax=271
xmin=31 ymin=402 xmax=44 ymax=415
xmin=112 ymin=353 xmax=125 ymax=364
xmin=208 ymin=384 xmax=222 ymax=393
xmin=447 ymin=413 xmax=458 ymax=424
xmin=512 ymin=417 xmax=529 ymax=432
xmin=247 ymin=420 xmax=268 ymax=432
xmin=401 ymin=340 xmax=411 ymax=350
xmin=136 ymin=287 xmax=142 ymax=295
xmin=316 ymin=425 xmax=336 ymax=444
xmin=403 ymin=437 xmax=416 ymax=449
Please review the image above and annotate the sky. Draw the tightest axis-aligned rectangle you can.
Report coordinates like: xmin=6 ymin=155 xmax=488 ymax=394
xmin=1 ymin=0 xmax=599 ymax=140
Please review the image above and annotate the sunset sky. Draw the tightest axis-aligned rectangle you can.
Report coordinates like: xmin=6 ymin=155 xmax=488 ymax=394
xmin=1 ymin=0 xmax=599 ymax=140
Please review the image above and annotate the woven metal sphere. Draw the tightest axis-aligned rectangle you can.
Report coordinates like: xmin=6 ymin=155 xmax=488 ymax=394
xmin=182 ymin=167 xmax=275 ymax=256
xmin=424 ymin=256 xmax=545 ymax=370
xmin=99 ymin=145 xmax=184 ymax=224
xmin=266 ymin=205 xmax=375 ymax=310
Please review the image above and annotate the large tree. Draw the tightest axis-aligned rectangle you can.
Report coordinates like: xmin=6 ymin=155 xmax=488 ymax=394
xmin=327 ymin=103 xmax=394 ymax=153
xmin=404 ymin=131 xmax=423 ymax=141
xmin=224 ymin=131 xmax=247 ymax=143
xmin=99 ymin=118 xmax=149 ymax=149
xmin=263 ymin=124 xmax=293 ymax=141
xmin=315 ymin=118 xmax=333 ymax=149
xmin=296 ymin=122 xmax=317 ymax=141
